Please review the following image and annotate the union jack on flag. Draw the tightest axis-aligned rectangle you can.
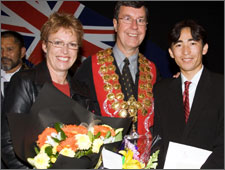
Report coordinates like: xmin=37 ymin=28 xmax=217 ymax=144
xmin=1 ymin=1 xmax=172 ymax=77
xmin=1 ymin=1 xmax=115 ymax=65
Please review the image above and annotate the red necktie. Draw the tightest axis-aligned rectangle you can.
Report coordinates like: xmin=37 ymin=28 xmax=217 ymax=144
xmin=183 ymin=81 xmax=191 ymax=123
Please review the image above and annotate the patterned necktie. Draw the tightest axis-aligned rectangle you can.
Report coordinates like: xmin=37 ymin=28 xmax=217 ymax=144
xmin=122 ymin=58 xmax=135 ymax=100
xmin=183 ymin=81 xmax=191 ymax=123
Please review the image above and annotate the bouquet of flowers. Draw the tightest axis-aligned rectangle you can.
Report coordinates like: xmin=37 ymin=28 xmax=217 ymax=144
xmin=27 ymin=122 xmax=124 ymax=169
xmin=7 ymin=83 xmax=132 ymax=169
xmin=100 ymin=134 xmax=161 ymax=169
xmin=119 ymin=136 xmax=160 ymax=169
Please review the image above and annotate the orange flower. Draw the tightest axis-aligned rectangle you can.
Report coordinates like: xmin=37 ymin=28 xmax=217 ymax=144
xmin=62 ymin=125 xmax=88 ymax=137
xmin=94 ymin=125 xmax=115 ymax=137
xmin=37 ymin=127 xmax=57 ymax=147
xmin=57 ymin=137 xmax=78 ymax=152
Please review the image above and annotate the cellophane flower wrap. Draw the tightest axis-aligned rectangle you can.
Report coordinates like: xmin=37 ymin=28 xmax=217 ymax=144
xmin=7 ymin=83 xmax=132 ymax=169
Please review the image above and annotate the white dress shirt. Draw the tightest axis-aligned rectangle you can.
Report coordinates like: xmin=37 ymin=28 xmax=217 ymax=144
xmin=1 ymin=67 xmax=20 ymax=97
xmin=113 ymin=44 xmax=138 ymax=83
xmin=181 ymin=66 xmax=204 ymax=111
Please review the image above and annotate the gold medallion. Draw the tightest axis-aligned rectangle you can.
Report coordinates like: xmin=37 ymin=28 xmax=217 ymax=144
xmin=97 ymin=58 xmax=105 ymax=65
xmin=140 ymin=84 xmax=145 ymax=90
xmin=111 ymin=74 xmax=119 ymax=81
xmin=136 ymin=101 xmax=142 ymax=110
xmin=146 ymin=91 xmax=153 ymax=97
xmin=127 ymin=96 xmax=136 ymax=105
xmin=107 ymin=56 xmax=114 ymax=63
xmin=103 ymin=74 xmax=110 ymax=82
xmin=107 ymin=93 xmax=115 ymax=101
xmin=113 ymin=83 xmax=121 ymax=90
xmin=116 ymin=93 xmax=124 ymax=100
xmin=146 ymin=83 xmax=153 ymax=89
xmin=128 ymin=105 xmax=138 ymax=117
xmin=118 ymin=109 xmax=128 ymax=118
xmin=104 ymin=84 xmax=112 ymax=91
xmin=140 ymin=75 xmax=146 ymax=81
xmin=142 ymin=108 xmax=148 ymax=116
xmin=111 ymin=101 xmax=120 ymax=110
xmin=146 ymin=74 xmax=152 ymax=80
xmin=108 ymin=64 xmax=116 ymax=72
xmin=144 ymin=99 xmax=152 ymax=107
xmin=138 ymin=93 xmax=145 ymax=99
xmin=145 ymin=66 xmax=150 ymax=72
xmin=121 ymin=101 xmax=128 ymax=110
xmin=139 ymin=66 xmax=145 ymax=72
xmin=100 ymin=65 xmax=108 ymax=73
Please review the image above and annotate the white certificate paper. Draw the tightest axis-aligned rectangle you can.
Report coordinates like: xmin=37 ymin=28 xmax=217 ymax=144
xmin=164 ymin=141 xmax=212 ymax=169
xmin=102 ymin=147 xmax=123 ymax=169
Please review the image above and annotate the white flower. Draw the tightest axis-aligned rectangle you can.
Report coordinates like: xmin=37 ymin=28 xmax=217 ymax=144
xmin=59 ymin=148 xmax=75 ymax=157
xmin=45 ymin=132 xmax=61 ymax=147
xmin=92 ymin=138 xmax=104 ymax=153
xmin=33 ymin=152 xmax=50 ymax=169
xmin=75 ymin=134 xmax=92 ymax=150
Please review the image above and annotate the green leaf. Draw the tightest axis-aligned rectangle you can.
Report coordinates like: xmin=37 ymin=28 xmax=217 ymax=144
xmin=85 ymin=149 xmax=92 ymax=155
xmin=145 ymin=150 xmax=160 ymax=169
xmin=88 ymin=131 xmax=94 ymax=142
xmin=34 ymin=146 xmax=40 ymax=155
xmin=105 ymin=131 xmax=111 ymax=139
xmin=60 ymin=131 xmax=66 ymax=140
xmin=45 ymin=146 xmax=53 ymax=156
xmin=114 ymin=131 xmax=123 ymax=142
xmin=51 ymin=137 xmax=60 ymax=143
xmin=54 ymin=122 xmax=66 ymax=140
xmin=75 ymin=150 xmax=85 ymax=159
xmin=94 ymin=132 xmax=101 ymax=139
xmin=54 ymin=122 xmax=64 ymax=132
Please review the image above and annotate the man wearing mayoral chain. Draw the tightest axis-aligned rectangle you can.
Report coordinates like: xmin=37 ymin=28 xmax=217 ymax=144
xmin=73 ymin=1 xmax=160 ymax=139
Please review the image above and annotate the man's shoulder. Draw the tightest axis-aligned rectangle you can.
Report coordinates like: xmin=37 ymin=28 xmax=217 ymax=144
xmin=203 ymin=68 xmax=224 ymax=85
xmin=12 ymin=67 xmax=36 ymax=82
xmin=154 ymin=77 xmax=178 ymax=91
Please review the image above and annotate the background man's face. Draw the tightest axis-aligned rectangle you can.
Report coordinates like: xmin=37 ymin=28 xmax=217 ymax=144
xmin=1 ymin=36 xmax=23 ymax=72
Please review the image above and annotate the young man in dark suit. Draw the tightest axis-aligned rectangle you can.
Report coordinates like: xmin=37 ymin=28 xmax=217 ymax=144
xmin=153 ymin=19 xmax=224 ymax=169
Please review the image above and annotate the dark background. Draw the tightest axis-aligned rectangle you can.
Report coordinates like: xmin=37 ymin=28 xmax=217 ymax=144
xmin=81 ymin=1 xmax=224 ymax=75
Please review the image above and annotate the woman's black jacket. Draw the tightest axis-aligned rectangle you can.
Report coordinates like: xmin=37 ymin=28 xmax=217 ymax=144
xmin=1 ymin=60 xmax=91 ymax=169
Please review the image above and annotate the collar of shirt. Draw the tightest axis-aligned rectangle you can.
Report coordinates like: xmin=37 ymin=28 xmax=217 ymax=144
xmin=181 ymin=66 xmax=204 ymax=109
xmin=1 ymin=67 xmax=21 ymax=95
xmin=113 ymin=44 xmax=138 ymax=82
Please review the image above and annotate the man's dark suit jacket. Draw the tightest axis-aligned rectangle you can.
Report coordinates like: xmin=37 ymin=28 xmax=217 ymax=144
xmin=153 ymin=68 xmax=224 ymax=169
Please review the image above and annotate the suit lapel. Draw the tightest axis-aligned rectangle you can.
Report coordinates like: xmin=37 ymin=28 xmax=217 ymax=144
xmin=182 ymin=68 xmax=212 ymax=139
xmin=168 ymin=77 xmax=186 ymax=131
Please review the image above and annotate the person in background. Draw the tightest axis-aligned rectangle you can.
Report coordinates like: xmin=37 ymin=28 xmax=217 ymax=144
xmin=1 ymin=31 xmax=30 ymax=99
xmin=153 ymin=19 xmax=224 ymax=168
xmin=73 ymin=1 xmax=160 ymax=147
xmin=1 ymin=12 xmax=89 ymax=168
xmin=1 ymin=31 xmax=31 ymax=169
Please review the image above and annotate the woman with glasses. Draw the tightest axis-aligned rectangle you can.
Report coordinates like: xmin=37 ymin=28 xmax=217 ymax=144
xmin=1 ymin=12 xmax=89 ymax=168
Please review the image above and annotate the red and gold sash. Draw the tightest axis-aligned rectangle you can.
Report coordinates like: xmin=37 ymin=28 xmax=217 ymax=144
xmin=92 ymin=48 xmax=156 ymax=138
